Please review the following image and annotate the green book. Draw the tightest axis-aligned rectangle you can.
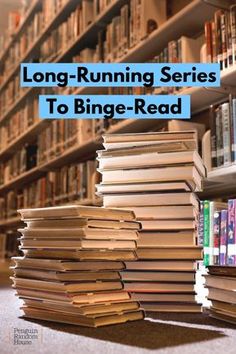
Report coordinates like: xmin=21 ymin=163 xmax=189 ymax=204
xmin=203 ymin=200 xmax=210 ymax=266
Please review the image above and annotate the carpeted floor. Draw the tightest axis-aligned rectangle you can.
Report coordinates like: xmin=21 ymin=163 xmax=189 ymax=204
xmin=1 ymin=276 xmax=236 ymax=354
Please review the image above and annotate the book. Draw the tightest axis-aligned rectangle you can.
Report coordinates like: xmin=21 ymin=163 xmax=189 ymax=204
xmin=102 ymin=192 xmax=199 ymax=209
xmin=12 ymin=257 xmax=125 ymax=272
xmin=121 ymin=271 xmax=195 ymax=282
xmin=21 ymin=306 xmax=144 ymax=327
xmin=18 ymin=205 xmax=136 ymax=221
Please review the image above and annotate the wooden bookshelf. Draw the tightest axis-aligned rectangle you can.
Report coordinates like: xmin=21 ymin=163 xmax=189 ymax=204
xmin=0 ymin=0 xmax=41 ymax=64
xmin=0 ymin=0 xmax=127 ymax=124
xmin=0 ymin=120 xmax=50 ymax=161
xmin=181 ymin=66 xmax=236 ymax=114
xmin=204 ymin=164 xmax=236 ymax=197
xmin=0 ymin=0 xmax=225 ymax=122
xmin=0 ymin=118 xmax=158 ymax=195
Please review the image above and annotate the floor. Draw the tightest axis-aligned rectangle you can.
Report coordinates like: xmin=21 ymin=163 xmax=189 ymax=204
xmin=1 ymin=272 xmax=236 ymax=354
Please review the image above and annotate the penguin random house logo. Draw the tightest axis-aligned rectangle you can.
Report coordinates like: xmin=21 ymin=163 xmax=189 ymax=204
xmin=9 ymin=327 xmax=42 ymax=345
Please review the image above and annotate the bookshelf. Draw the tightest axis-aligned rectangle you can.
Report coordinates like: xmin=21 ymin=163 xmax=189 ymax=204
xmin=0 ymin=0 xmax=41 ymax=64
xmin=0 ymin=0 xmax=235 ymax=242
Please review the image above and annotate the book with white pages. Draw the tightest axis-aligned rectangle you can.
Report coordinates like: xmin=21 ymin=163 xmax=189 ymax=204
xmin=97 ymin=150 xmax=205 ymax=177
xmin=99 ymin=165 xmax=202 ymax=191
xmin=137 ymin=231 xmax=197 ymax=247
xmin=102 ymin=192 xmax=199 ymax=209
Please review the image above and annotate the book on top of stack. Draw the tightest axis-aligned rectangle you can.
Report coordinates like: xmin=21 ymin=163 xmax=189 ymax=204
xmin=96 ymin=130 xmax=206 ymax=313
xmin=11 ymin=205 xmax=144 ymax=327
xmin=204 ymin=266 xmax=236 ymax=325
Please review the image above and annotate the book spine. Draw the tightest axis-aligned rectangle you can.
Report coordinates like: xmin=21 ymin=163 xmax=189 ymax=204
xmin=198 ymin=201 xmax=204 ymax=246
xmin=213 ymin=211 xmax=220 ymax=265
xmin=227 ymin=199 xmax=236 ymax=265
xmin=203 ymin=200 xmax=210 ymax=266
xmin=220 ymin=12 xmax=228 ymax=70
xmin=230 ymin=5 xmax=236 ymax=65
xmin=231 ymin=98 xmax=236 ymax=162
xmin=205 ymin=21 xmax=213 ymax=62
xmin=222 ymin=102 xmax=231 ymax=165
xmin=210 ymin=106 xmax=217 ymax=167
xmin=209 ymin=201 xmax=214 ymax=265
xmin=220 ymin=209 xmax=228 ymax=265
xmin=215 ymin=106 xmax=224 ymax=166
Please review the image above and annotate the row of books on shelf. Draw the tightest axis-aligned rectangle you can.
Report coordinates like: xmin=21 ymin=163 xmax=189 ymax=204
xmin=2 ymin=2 xmax=236 ymax=121
xmin=0 ymin=159 xmax=100 ymax=220
xmin=0 ymin=144 xmax=37 ymax=185
xmin=40 ymin=0 xmax=94 ymax=62
xmin=0 ymin=118 xmax=104 ymax=183
xmin=200 ymin=199 xmax=236 ymax=267
xmin=210 ymin=98 xmax=236 ymax=169
xmin=0 ymin=230 xmax=20 ymax=259
xmin=0 ymin=96 xmax=39 ymax=152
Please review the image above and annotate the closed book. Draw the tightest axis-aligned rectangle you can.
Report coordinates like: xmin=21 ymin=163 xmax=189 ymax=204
xmin=124 ymin=282 xmax=195 ymax=293
xmin=102 ymin=192 xmax=199 ymax=209
xmin=137 ymin=231 xmax=196 ymax=247
xmin=18 ymin=205 xmax=136 ymax=221
xmin=99 ymin=166 xmax=202 ymax=192
xmin=205 ymin=275 xmax=236 ymax=291
xmin=220 ymin=210 xmax=228 ymax=266
xmin=12 ymin=257 xmax=125 ymax=272
xmin=227 ymin=199 xmax=236 ymax=265
xmin=203 ymin=201 xmax=210 ymax=266
xmin=21 ymin=306 xmax=144 ymax=327
xmin=11 ymin=277 xmax=123 ymax=293
xmin=121 ymin=271 xmax=195 ymax=282
xmin=136 ymin=247 xmax=202 ymax=260
xmin=142 ymin=303 xmax=201 ymax=313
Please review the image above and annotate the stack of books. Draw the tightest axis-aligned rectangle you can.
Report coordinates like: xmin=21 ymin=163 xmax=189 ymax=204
xmin=204 ymin=265 xmax=236 ymax=325
xmin=96 ymin=131 xmax=206 ymax=312
xmin=11 ymin=205 xmax=144 ymax=327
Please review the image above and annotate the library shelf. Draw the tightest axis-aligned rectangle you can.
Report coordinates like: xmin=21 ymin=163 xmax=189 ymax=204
xmin=0 ymin=198 xmax=102 ymax=230
xmin=0 ymin=0 xmax=41 ymax=65
xmin=118 ymin=0 xmax=221 ymax=63
xmin=203 ymin=164 xmax=236 ymax=197
xmin=0 ymin=120 xmax=50 ymax=161
xmin=0 ymin=0 xmax=126 ymax=124
xmin=181 ymin=66 xmax=236 ymax=114
xmin=0 ymin=0 xmax=80 ymax=95
xmin=0 ymin=118 xmax=158 ymax=195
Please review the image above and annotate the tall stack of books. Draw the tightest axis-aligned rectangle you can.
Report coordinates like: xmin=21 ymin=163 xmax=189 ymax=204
xmin=204 ymin=265 xmax=236 ymax=325
xmin=11 ymin=205 xmax=144 ymax=327
xmin=96 ymin=131 xmax=206 ymax=312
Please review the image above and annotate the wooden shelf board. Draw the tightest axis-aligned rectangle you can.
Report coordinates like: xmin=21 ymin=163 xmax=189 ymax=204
xmin=181 ymin=66 xmax=236 ymax=114
xmin=203 ymin=164 xmax=236 ymax=197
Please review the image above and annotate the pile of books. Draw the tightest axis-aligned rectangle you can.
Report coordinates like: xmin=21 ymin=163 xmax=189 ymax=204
xmin=11 ymin=205 xmax=144 ymax=327
xmin=97 ymin=130 xmax=205 ymax=312
xmin=200 ymin=199 xmax=236 ymax=267
xmin=204 ymin=265 xmax=236 ymax=325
